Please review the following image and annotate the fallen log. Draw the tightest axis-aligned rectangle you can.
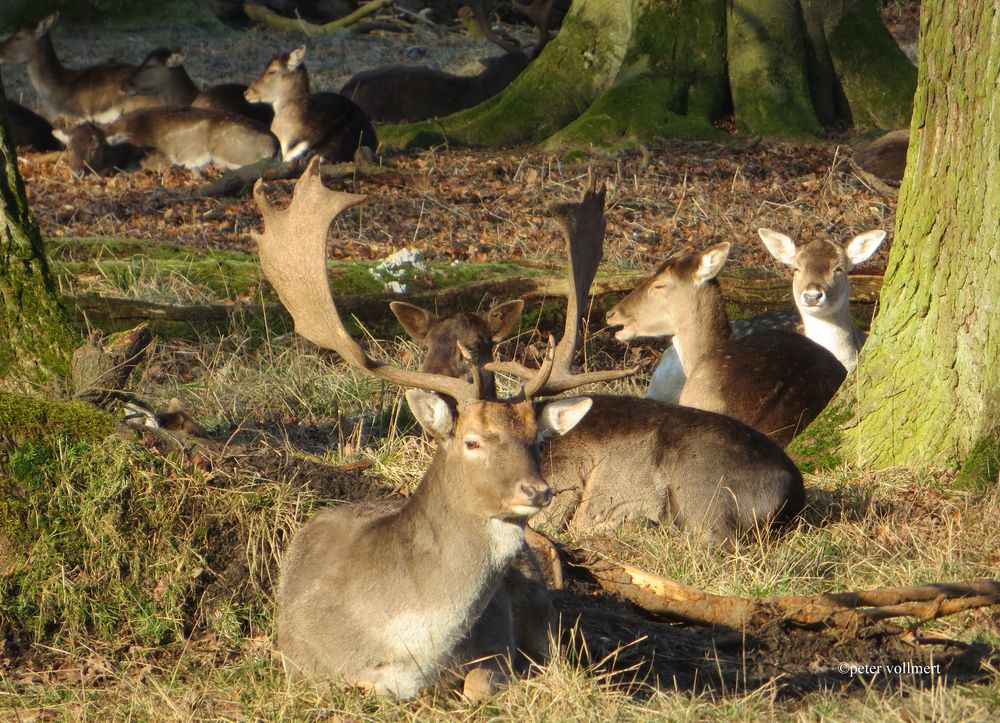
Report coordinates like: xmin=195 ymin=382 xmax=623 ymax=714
xmin=243 ymin=0 xmax=390 ymax=35
xmin=565 ymin=548 xmax=1000 ymax=630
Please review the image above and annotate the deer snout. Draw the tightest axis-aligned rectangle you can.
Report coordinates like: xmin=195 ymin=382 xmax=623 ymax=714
xmin=509 ymin=478 xmax=552 ymax=516
xmin=800 ymin=286 xmax=826 ymax=307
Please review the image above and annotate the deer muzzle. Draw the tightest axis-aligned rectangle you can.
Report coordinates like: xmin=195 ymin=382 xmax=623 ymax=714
xmin=507 ymin=478 xmax=553 ymax=517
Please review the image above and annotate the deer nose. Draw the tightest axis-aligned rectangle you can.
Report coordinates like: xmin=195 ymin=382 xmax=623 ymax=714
xmin=519 ymin=481 xmax=553 ymax=508
xmin=801 ymin=287 xmax=825 ymax=306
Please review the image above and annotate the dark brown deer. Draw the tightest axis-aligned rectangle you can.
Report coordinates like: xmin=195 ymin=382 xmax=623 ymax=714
xmin=245 ymin=46 xmax=377 ymax=163
xmin=57 ymin=107 xmax=278 ymax=173
xmin=254 ymin=158 xmax=596 ymax=700
xmin=393 ymin=179 xmax=804 ymax=543
xmin=340 ymin=0 xmax=554 ymax=122
xmin=122 ymin=48 xmax=274 ymax=126
xmin=6 ymin=100 xmax=62 ymax=151
xmin=52 ymin=122 xmax=147 ymax=175
xmin=607 ymin=244 xmax=847 ymax=448
xmin=0 ymin=13 xmax=160 ymax=123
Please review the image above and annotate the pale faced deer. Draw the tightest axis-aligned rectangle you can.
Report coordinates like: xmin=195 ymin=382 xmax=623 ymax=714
xmin=123 ymin=48 xmax=274 ymax=126
xmin=392 ymin=183 xmax=804 ymax=544
xmin=758 ymin=228 xmax=886 ymax=371
xmin=245 ymin=46 xmax=377 ymax=163
xmin=58 ymin=107 xmax=279 ymax=173
xmin=607 ymin=244 xmax=847 ymax=447
xmin=0 ymin=13 xmax=160 ymax=123
xmin=340 ymin=0 xmax=554 ymax=122
xmin=254 ymin=159 xmax=596 ymax=700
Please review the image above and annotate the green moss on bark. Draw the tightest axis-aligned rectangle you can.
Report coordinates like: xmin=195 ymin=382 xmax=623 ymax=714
xmin=0 ymin=391 xmax=116 ymax=444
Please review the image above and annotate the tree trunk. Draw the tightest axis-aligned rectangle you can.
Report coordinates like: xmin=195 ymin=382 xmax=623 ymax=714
xmin=833 ymin=0 xmax=999 ymax=473
xmin=0 ymin=82 xmax=79 ymax=392
xmin=380 ymin=0 xmax=915 ymax=150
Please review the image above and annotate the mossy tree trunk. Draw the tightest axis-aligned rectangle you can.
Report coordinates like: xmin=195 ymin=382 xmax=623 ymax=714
xmin=0 ymin=80 xmax=79 ymax=393
xmin=838 ymin=0 xmax=999 ymax=471
xmin=380 ymin=0 xmax=915 ymax=150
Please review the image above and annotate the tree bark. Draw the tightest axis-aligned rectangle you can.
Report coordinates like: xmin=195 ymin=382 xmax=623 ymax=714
xmin=0 ymin=83 xmax=80 ymax=393
xmin=834 ymin=0 xmax=999 ymax=471
xmin=380 ymin=0 xmax=915 ymax=150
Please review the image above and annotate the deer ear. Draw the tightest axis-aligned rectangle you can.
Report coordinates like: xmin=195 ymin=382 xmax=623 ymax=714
xmin=844 ymin=230 xmax=886 ymax=269
xmin=406 ymin=389 xmax=455 ymax=441
xmin=486 ymin=299 xmax=524 ymax=341
xmin=694 ymin=243 xmax=730 ymax=285
xmin=166 ymin=51 xmax=186 ymax=67
xmin=288 ymin=45 xmax=306 ymax=70
xmin=758 ymin=228 xmax=797 ymax=266
xmin=389 ymin=301 xmax=436 ymax=342
xmin=38 ymin=13 xmax=59 ymax=34
xmin=166 ymin=397 xmax=183 ymax=414
xmin=537 ymin=397 xmax=592 ymax=439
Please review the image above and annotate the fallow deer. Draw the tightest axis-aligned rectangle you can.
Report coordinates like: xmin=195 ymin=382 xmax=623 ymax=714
xmin=6 ymin=100 xmax=62 ymax=151
xmin=758 ymin=228 xmax=886 ymax=371
xmin=607 ymin=244 xmax=847 ymax=447
xmin=254 ymin=158 xmax=598 ymax=700
xmin=58 ymin=107 xmax=279 ymax=173
xmin=122 ymin=48 xmax=274 ymax=126
xmin=392 ymin=180 xmax=804 ymax=543
xmin=245 ymin=46 xmax=377 ymax=163
xmin=340 ymin=0 xmax=554 ymax=122
xmin=0 ymin=13 xmax=160 ymax=123
xmin=53 ymin=122 xmax=147 ymax=175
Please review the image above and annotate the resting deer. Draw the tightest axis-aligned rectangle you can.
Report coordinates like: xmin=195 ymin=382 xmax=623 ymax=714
xmin=341 ymin=0 xmax=554 ymax=122
xmin=644 ymin=227 xmax=884 ymax=403
xmin=0 ymin=13 xmax=159 ymax=123
xmin=6 ymin=100 xmax=62 ymax=151
xmin=254 ymin=158 xmax=596 ymax=700
xmin=53 ymin=122 xmax=147 ymax=175
xmin=56 ymin=107 xmax=278 ymax=173
xmin=245 ymin=45 xmax=377 ymax=163
xmin=122 ymin=48 xmax=274 ymax=126
xmin=607 ymin=244 xmax=847 ymax=447
xmin=758 ymin=228 xmax=886 ymax=371
xmin=392 ymin=179 xmax=804 ymax=543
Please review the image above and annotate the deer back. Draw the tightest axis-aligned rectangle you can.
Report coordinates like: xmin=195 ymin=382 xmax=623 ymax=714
xmin=122 ymin=48 xmax=199 ymax=106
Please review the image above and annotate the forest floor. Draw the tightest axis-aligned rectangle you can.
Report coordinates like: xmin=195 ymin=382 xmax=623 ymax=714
xmin=8 ymin=3 xmax=1000 ymax=722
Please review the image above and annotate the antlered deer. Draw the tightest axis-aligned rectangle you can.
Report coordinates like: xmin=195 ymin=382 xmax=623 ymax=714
xmin=122 ymin=48 xmax=273 ymax=126
xmin=341 ymin=0 xmax=554 ymax=122
xmin=58 ymin=107 xmax=278 ymax=173
xmin=245 ymin=46 xmax=377 ymax=163
xmin=644 ymin=227 xmax=886 ymax=404
xmin=607 ymin=244 xmax=847 ymax=447
xmin=254 ymin=158 xmax=595 ymax=699
xmin=758 ymin=228 xmax=886 ymax=371
xmin=392 ymin=179 xmax=804 ymax=543
xmin=0 ymin=12 xmax=161 ymax=123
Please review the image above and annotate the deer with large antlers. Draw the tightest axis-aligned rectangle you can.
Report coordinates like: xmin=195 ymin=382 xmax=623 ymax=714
xmin=607 ymin=243 xmax=847 ymax=447
xmin=340 ymin=0 xmax=554 ymax=122
xmin=390 ymin=177 xmax=804 ymax=543
xmin=254 ymin=158 xmax=593 ymax=699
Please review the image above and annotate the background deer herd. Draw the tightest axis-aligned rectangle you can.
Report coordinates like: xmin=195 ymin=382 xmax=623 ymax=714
xmin=4 ymin=1 xmax=941 ymax=707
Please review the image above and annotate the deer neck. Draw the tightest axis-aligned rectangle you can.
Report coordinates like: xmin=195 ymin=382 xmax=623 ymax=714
xmin=799 ymin=304 xmax=863 ymax=371
xmin=25 ymin=36 xmax=70 ymax=108
xmin=270 ymin=71 xmax=310 ymax=119
xmin=672 ymin=282 xmax=732 ymax=375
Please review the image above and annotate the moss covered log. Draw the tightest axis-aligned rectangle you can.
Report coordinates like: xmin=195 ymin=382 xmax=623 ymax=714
xmin=0 ymin=84 xmax=80 ymax=392
xmin=830 ymin=0 xmax=999 ymax=469
xmin=381 ymin=0 xmax=915 ymax=151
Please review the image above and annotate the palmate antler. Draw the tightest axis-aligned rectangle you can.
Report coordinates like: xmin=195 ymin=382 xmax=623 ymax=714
xmin=488 ymin=172 xmax=639 ymax=395
xmin=253 ymin=158 xmax=491 ymax=404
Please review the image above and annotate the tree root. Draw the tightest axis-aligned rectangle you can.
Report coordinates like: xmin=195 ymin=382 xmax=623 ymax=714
xmin=563 ymin=547 xmax=1000 ymax=631
xmin=243 ymin=0 xmax=390 ymax=35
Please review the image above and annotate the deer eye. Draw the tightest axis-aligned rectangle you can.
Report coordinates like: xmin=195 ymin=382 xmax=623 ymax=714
xmin=464 ymin=440 xmax=481 ymax=451
xmin=834 ymin=266 xmax=844 ymax=274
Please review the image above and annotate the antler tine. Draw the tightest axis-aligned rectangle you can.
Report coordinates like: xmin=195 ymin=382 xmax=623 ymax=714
xmin=252 ymin=157 xmax=481 ymax=404
xmin=520 ymin=335 xmax=555 ymax=400
xmin=512 ymin=0 xmax=555 ymax=51
xmin=487 ymin=170 xmax=638 ymax=395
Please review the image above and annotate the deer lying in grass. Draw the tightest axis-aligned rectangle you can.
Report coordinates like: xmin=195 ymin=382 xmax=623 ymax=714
xmin=254 ymin=158 xmax=595 ymax=700
xmin=644 ymin=228 xmax=886 ymax=403
xmin=757 ymin=228 xmax=886 ymax=371
xmin=56 ymin=107 xmax=278 ymax=173
xmin=0 ymin=12 xmax=159 ymax=123
xmin=122 ymin=48 xmax=274 ymax=126
xmin=245 ymin=45 xmax=377 ymax=163
xmin=341 ymin=0 xmax=554 ymax=122
xmin=608 ymin=244 xmax=847 ymax=447
xmin=392 ymin=179 xmax=804 ymax=543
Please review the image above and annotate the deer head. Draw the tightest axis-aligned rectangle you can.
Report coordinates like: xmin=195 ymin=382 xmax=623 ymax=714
xmin=0 ymin=12 xmax=58 ymax=64
xmin=245 ymin=45 xmax=308 ymax=106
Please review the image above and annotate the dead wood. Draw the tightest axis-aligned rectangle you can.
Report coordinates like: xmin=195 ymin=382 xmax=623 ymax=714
xmin=70 ymin=325 xmax=153 ymax=407
xmin=243 ymin=0 xmax=390 ymax=35
xmin=194 ymin=159 xmax=398 ymax=198
xmin=564 ymin=548 xmax=1000 ymax=631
